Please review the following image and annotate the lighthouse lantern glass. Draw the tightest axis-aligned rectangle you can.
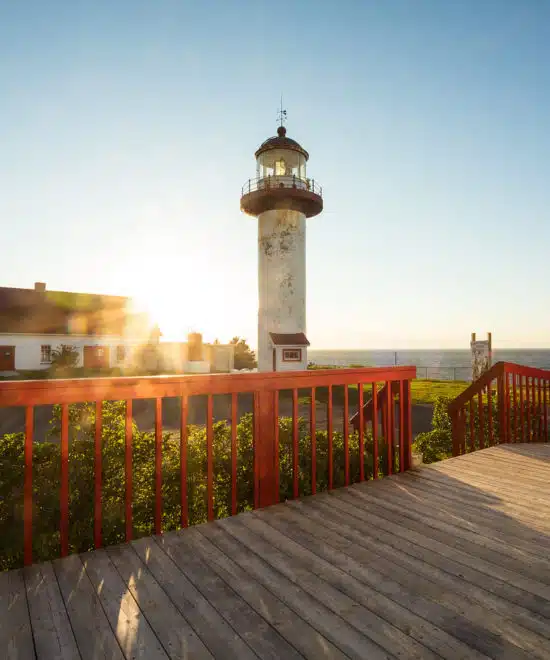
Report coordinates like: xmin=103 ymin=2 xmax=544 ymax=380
xmin=257 ymin=149 xmax=307 ymax=183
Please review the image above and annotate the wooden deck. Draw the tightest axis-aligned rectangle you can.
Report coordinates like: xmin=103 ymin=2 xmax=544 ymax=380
xmin=2 ymin=443 xmax=550 ymax=659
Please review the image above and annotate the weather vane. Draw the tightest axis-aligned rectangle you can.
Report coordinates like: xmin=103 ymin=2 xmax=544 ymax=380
xmin=277 ymin=96 xmax=287 ymax=127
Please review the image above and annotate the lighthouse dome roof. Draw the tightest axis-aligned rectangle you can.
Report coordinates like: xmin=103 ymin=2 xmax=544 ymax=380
xmin=255 ymin=126 xmax=309 ymax=161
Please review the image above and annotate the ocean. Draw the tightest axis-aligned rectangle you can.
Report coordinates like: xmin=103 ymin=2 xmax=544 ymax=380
xmin=308 ymin=349 xmax=550 ymax=381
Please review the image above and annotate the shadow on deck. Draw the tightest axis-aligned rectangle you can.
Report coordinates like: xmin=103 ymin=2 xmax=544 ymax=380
xmin=2 ymin=443 xmax=550 ymax=659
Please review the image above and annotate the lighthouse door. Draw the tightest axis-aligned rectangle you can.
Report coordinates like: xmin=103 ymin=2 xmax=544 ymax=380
xmin=272 ymin=349 xmax=277 ymax=372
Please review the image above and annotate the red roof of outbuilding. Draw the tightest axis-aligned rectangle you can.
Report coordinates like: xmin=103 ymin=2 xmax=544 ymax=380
xmin=269 ymin=332 xmax=310 ymax=346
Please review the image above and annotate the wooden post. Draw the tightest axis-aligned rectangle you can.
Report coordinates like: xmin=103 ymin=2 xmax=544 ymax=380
xmin=451 ymin=409 xmax=460 ymax=456
xmin=256 ymin=390 xmax=278 ymax=508
xmin=497 ymin=370 xmax=507 ymax=445
xmin=402 ymin=380 xmax=412 ymax=469
xmin=487 ymin=332 xmax=492 ymax=368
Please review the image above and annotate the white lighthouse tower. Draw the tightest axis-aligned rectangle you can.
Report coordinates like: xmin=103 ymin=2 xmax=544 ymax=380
xmin=241 ymin=118 xmax=323 ymax=372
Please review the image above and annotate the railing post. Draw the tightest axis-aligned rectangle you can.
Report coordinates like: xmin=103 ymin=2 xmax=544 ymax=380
xmin=451 ymin=408 xmax=460 ymax=456
xmin=255 ymin=390 xmax=278 ymax=508
xmin=497 ymin=370 xmax=507 ymax=444
xmin=402 ymin=379 xmax=412 ymax=470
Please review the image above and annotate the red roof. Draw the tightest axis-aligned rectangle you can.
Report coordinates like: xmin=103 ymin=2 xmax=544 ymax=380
xmin=269 ymin=332 xmax=310 ymax=346
xmin=0 ymin=285 xmax=130 ymax=336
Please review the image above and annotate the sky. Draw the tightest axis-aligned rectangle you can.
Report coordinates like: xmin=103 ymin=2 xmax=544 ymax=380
xmin=1 ymin=0 xmax=550 ymax=349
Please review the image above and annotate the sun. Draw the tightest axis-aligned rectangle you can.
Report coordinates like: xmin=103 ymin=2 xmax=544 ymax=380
xmin=129 ymin=279 xmax=225 ymax=344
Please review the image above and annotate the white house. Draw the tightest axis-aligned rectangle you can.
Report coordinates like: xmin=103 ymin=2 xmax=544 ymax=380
xmin=0 ymin=282 xmax=235 ymax=375
xmin=0 ymin=282 xmax=149 ymax=373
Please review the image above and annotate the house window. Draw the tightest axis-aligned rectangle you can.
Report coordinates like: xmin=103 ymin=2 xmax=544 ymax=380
xmin=116 ymin=345 xmax=126 ymax=362
xmin=282 ymin=348 xmax=302 ymax=362
xmin=40 ymin=345 xmax=52 ymax=363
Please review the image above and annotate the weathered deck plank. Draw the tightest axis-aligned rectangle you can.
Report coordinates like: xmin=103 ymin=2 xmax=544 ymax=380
xmin=0 ymin=569 xmax=34 ymax=660
xmin=106 ymin=544 xmax=214 ymax=659
xmin=81 ymin=549 xmax=168 ymax=660
xmin=198 ymin=520 xmax=390 ymax=660
xmin=53 ymin=554 xmax=124 ymax=660
xmin=220 ymin=514 xmax=440 ymax=659
xmin=277 ymin=495 xmax=550 ymax=658
xmin=242 ymin=510 xmax=492 ymax=659
xmin=131 ymin=537 xmax=257 ymax=660
xmin=24 ymin=562 xmax=79 ymax=660
xmin=177 ymin=526 xmax=347 ymax=660
xmin=157 ymin=531 xmax=302 ymax=660
xmin=1 ymin=444 xmax=549 ymax=660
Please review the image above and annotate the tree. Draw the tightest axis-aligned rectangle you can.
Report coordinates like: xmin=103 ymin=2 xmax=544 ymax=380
xmin=230 ymin=337 xmax=257 ymax=370
xmin=50 ymin=344 xmax=79 ymax=373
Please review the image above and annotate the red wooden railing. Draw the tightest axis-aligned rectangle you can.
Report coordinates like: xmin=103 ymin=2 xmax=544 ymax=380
xmin=0 ymin=366 xmax=415 ymax=566
xmin=448 ymin=361 xmax=550 ymax=456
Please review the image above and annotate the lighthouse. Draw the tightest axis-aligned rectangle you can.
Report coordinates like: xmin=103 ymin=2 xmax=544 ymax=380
xmin=240 ymin=119 xmax=323 ymax=371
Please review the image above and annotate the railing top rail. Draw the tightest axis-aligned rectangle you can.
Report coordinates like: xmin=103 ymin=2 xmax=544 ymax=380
xmin=502 ymin=361 xmax=550 ymax=378
xmin=0 ymin=365 xmax=416 ymax=407
xmin=241 ymin=175 xmax=323 ymax=197
xmin=448 ymin=362 xmax=503 ymax=413
xmin=448 ymin=361 xmax=550 ymax=413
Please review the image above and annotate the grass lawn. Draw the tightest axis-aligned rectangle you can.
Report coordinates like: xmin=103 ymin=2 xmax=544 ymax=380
xmin=295 ymin=379 xmax=470 ymax=407
xmin=410 ymin=379 xmax=469 ymax=404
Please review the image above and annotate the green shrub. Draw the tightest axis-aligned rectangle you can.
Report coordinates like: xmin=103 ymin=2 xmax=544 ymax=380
xmin=413 ymin=396 xmax=453 ymax=463
xmin=0 ymin=401 xmax=392 ymax=570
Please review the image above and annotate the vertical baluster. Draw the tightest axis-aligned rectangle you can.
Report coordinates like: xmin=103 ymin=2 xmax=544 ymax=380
xmin=386 ymin=382 xmax=393 ymax=475
xmin=520 ymin=376 xmax=525 ymax=443
xmin=487 ymin=380 xmax=493 ymax=446
xmin=399 ymin=381 xmax=405 ymax=472
xmin=526 ymin=377 xmax=531 ymax=441
xmin=537 ymin=378 xmax=542 ymax=442
xmin=125 ymin=400 xmax=133 ymax=541
xmin=94 ymin=402 xmax=102 ymax=549
xmin=512 ymin=375 xmax=518 ymax=443
xmin=60 ymin=403 xmax=69 ymax=557
xmin=207 ymin=394 xmax=214 ymax=521
xmin=469 ymin=398 xmax=475 ymax=452
xmin=293 ymin=388 xmax=299 ymax=498
xmin=497 ymin=374 xmax=504 ymax=446
xmin=535 ymin=376 xmax=540 ymax=440
xmin=327 ymin=385 xmax=333 ymax=490
xmin=231 ymin=393 xmax=238 ymax=515
xmin=343 ymin=385 xmax=349 ymax=486
xmin=253 ymin=392 xmax=260 ymax=509
xmin=544 ymin=379 xmax=548 ymax=442
xmin=372 ymin=383 xmax=379 ymax=477
xmin=358 ymin=384 xmax=364 ymax=481
xmin=451 ymin=410 xmax=460 ymax=456
xmin=154 ymin=398 xmax=163 ymax=535
xmin=536 ymin=378 xmax=540 ymax=441
xmin=404 ymin=380 xmax=413 ymax=469
xmin=24 ymin=406 xmax=33 ymax=566
xmin=539 ymin=378 xmax=544 ymax=442
xmin=506 ymin=373 xmax=511 ymax=443
xmin=274 ymin=391 xmax=280 ymax=503
xmin=310 ymin=387 xmax=316 ymax=495
xmin=180 ymin=395 xmax=188 ymax=528
xmin=478 ymin=390 xmax=484 ymax=450
xmin=460 ymin=408 xmax=467 ymax=455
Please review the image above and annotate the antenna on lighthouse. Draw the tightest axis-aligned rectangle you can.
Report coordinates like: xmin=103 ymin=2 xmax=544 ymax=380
xmin=277 ymin=96 xmax=287 ymax=127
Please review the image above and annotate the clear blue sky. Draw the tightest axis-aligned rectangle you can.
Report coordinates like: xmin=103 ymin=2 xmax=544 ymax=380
xmin=1 ymin=0 xmax=549 ymax=349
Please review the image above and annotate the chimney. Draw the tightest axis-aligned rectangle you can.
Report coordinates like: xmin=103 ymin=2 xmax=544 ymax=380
xmin=34 ymin=282 xmax=46 ymax=292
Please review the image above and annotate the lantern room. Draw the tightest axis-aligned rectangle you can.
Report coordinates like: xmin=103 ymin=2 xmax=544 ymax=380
xmin=255 ymin=126 xmax=309 ymax=182
xmin=240 ymin=126 xmax=323 ymax=218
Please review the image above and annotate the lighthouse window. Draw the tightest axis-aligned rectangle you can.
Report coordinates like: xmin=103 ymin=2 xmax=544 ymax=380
xmin=275 ymin=158 xmax=286 ymax=176
xmin=282 ymin=349 xmax=302 ymax=362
